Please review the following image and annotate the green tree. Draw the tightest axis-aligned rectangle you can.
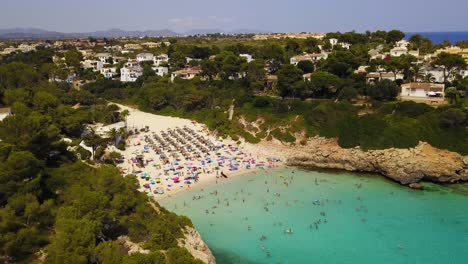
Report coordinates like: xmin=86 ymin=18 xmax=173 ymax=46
xmin=432 ymin=52 xmax=467 ymax=83
xmin=386 ymin=30 xmax=405 ymax=44
xmin=308 ymin=71 xmax=343 ymax=98
xmin=200 ymin=59 xmax=219 ymax=81
xmin=277 ymin=64 xmax=304 ymax=98
xmin=64 ymin=49 xmax=83 ymax=70
xmin=367 ymin=79 xmax=400 ymax=101
xmin=445 ymin=87 xmax=459 ymax=104
xmin=296 ymin=60 xmax=315 ymax=73
xmin=83 ymin=130 xmax=104 ymax=160
xmin=439 ymin=108 xmax=466 ymax=128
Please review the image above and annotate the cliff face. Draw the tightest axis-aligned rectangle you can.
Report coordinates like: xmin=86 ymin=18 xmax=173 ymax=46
xmin=284 ymin=138 xmax=468 ymax=185
xmin=243 ymin=137 xmax=468 ymax=185
xmin=178 ymin=227 xmax=216 ymax=264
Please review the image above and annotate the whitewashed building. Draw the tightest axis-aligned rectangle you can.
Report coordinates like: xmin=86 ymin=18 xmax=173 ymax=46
xmin=136 ymin=53 xmax=154 ymax=62
xmin=390 ymin=47 xmax=408 ymax=57
xmin=82 ymin=60 xmax=103 ymax=71
xmin=171 ymin=67 xmax=201 ymax=82
xmin=153 ymin=54 xmax=169 ymax=66
xmin=152 ymin=66 xmax=169 ymax=77
xmin=100 ymin=67 xmax=118 ymax=79
xmin=240 ymin=54 xmax=254 ymax=63
xmin=120 ymin=60 xmax=143 ymax=82
xmin=95 ymin=53 xmax=111 ymax=63
xmin=401 ymin=83 xmax=445 ymax=98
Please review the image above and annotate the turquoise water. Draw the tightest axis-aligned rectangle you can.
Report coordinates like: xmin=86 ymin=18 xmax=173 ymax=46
xmin=160 ymin=168 xmax=468 ymax=264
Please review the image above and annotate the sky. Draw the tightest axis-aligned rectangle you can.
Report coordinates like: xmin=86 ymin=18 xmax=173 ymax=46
xmin=1 ymin=0 xmax=468 ymax=33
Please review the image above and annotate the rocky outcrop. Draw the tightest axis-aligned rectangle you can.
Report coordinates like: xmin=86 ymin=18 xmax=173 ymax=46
xmin=178 ymin=227 xmax=216 ymax=264
xmin=244 ymin=137 xmax=468 ymax=185
xmin=286 ymin=139 xmax=468 ymax=185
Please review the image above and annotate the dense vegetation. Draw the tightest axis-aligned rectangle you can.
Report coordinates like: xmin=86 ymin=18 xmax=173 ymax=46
xmin=0 ymin=60 xmax=203 ymax=263
xmin=0 ymin=30 xmax=467 ymax=262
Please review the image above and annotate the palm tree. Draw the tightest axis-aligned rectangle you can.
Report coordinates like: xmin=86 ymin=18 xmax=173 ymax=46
xmin=121 ymin=109 xmax=130 ymax=130
xmin=83 ymin=129 xmax=103 ymax=160
xmin=107 ymin=128 xmax=119 ymax=146
xmin=424 ymin=73 xmax=436 ymax=83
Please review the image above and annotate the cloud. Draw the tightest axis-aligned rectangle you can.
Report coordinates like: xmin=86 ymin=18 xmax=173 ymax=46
xmin=168 ymin=16 xmax=236 ymax=30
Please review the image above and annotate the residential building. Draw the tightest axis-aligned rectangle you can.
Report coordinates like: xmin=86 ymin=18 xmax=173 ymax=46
xmin=81 ymin=60 xmax=103 ymax=71
xmin=95 ymin=53 xmax=111 ymax=63
xmin=112 ymin=56 xmax=126 ymax=65
xmin=152 ymin=66 xmax=169 ymax=77
xmin=79 ymin=49 xmax=95 ymax=58
xmin=390 ymin=46 xmax=408 ymax=57
xmin=153 ymin=54 xmax=169 ymax=66
xmin=0 ymin=107 xmax=11 ymax=122
xmin=18 ymin=43 xmax=36 ymax=53
xmin=0 ymin=47 xmax=16 ymax=55
xmin=171 ymin=67 xmax=201 ymax=82
xmin=401 ymin=83 xmax=445 ymax=98
xmin=396 ymin=40 xmax=410 ymax=48
xmin=240 ymin=54 xmax=254 ymax=63
xmin=265 ymin=75 xmax=278 ymax=89
xmin=120 ymin=60 xmax=143 ymax=82
xmin=366 ymin=72 xmax=404 ymax=82
xmin=124 ymin=43 xmax=143 ymax=50
xmin=290 ymin=53 xmax=326 ymax=65
xmin=329 ymin=38 xmax=338 ymax=46
xmin=141 ymin=42 xmax=161 ymax=48
xmin=100 ymin=66 xmax=118 ymax=79
xmin=408 ymin=50 xmax=420 ymax=57
xmin=136 ymin=53 xmax=154 ymax=62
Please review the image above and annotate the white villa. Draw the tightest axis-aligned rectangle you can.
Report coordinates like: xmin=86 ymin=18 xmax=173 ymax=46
xmin=100 ymin=66 xmax=118 ymax=79
xmin=136 ymin=53 xmax=154 ymax=62
xmin=82 ymin=60 xmax=103 ymax=71
xmin=153 ymin=54 xmax=169 ymax=66
xmin=95 ymin=53 xmax=111 ymax=63
xmin=366 ymin=72 xmax=404 ymax=82
xmin=120 ymin=60 xmax=143 ymax=82
xmin=171 ymin=67 xmax=201 ymax=82
xmin=290 ymin=53 xmax=327 ymax=65
xmin=390 ymin=47 xmax=408 ymax=57
xmin=401 ymin=82 xmax=445 ymax=98
xmin=152 ymin=66 xmax=169 ymax=77
xmin=240 ymin=54 xmax=254 ymax=63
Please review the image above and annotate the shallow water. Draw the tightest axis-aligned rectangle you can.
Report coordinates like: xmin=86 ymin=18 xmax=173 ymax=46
xmin=160 ymin=168 xmax=468 ymax=264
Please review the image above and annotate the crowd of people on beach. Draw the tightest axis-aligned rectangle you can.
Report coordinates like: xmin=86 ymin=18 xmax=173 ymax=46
xmin=116 ymin=125 xmax=281 ymax=198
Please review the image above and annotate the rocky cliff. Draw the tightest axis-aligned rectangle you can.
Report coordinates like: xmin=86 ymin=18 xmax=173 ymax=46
xmin=244 ymin=137 xmax=468 ymax=185
xmin=178 ymin=227 xmax=216 ymax=264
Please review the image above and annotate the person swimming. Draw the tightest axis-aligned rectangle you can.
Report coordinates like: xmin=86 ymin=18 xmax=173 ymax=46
xmin=285 ymin=229 xmax=294 ymax=234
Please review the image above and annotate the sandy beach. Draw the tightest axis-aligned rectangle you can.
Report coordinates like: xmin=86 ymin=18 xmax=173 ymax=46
xmin=111 ymin=104 xmax=283 ymax=201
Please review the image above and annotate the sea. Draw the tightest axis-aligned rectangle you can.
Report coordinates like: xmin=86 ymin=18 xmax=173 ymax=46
xmin=160 ymin=168 xmax=468 ymax=264
xmin=405 ymin=32 xmax=468 ymax=44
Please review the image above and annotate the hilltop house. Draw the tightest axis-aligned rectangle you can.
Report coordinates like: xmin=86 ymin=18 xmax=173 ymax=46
xmin=100 ymin=66 xmax=118 ymax=79
xmin=136 ymin=53 xmax=154 ymax=62
xmin=95 ymin=53 xmax=111 ymax=63
xmin=366 ymin=72 xmax=404 ymax=83
xmin=152 ymin=66 xmax=169 ymax=77
xmin=290 ymin=53 xmax=326 ymax=65
xmin=82 ymin=60 xmax=103 ymax=71
xmin=153 ymin=54 xmax=169 ymax=66
xmin=120 ymin=60 xmax=143 ymax=82
xmin=171 ymin=67 xmax=201 ymax=82
xmin=401 ymin=82 xmax=445 ymax=98
xmin=390 ymin=46 xmax=408 ymax=57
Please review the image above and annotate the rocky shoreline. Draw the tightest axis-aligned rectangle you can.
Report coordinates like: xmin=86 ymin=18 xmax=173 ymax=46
xmin=243 ymin=137 xmax=468 ymax=186
xmin=178 ymin=227 xmax=216 ymax=264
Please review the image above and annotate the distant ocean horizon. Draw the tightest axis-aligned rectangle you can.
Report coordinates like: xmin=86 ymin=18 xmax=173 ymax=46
xmin=405 ymin=31 xmax=468 ymax=44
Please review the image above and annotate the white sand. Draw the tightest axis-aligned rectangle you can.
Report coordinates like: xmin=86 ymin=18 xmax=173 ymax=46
xmin=111 ymin=104 xmax=283 ymax=201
